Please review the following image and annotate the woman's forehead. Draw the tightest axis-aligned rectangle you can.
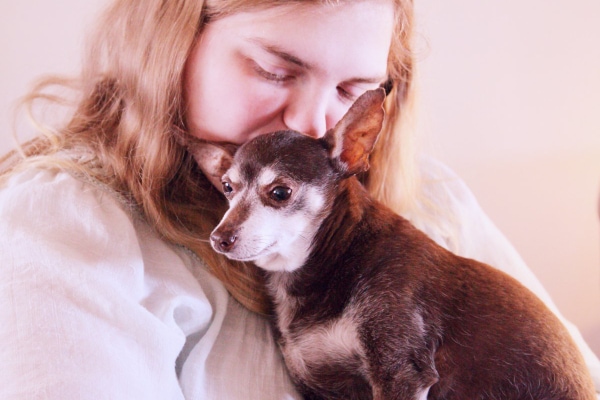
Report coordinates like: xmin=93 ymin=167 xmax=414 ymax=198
xmin=207 ymin=1 xmax=395 ymax=78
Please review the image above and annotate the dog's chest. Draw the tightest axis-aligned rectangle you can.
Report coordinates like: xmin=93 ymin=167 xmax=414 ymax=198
xmin=271 ymin=281 xmax=366 ymax=380
xmin=281 ymin=312 xmax=365 ymax=381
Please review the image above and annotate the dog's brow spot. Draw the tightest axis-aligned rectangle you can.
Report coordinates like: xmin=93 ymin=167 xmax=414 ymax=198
xmin=258 ymin=167 xmax=278 ymax=187
xmin=227 ymin=166 xmax=241 ymax=184
xmin=304 ymin=186 xmax=326 ymax=214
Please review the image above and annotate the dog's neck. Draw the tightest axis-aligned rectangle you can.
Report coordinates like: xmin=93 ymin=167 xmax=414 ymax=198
xmin=266 ymin=176 xmax=376 ymax=299
xmin=312 ymin=178 xmax=371 ymax=261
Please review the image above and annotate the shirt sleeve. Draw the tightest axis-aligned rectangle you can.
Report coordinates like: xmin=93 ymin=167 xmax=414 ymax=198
xmin=416 ymin=158 xmax=600 ymax=394
xmin=0 ymin=168 xmax=198 ymax=399
xmin=0 ymin=167 xmax=301 ymax=400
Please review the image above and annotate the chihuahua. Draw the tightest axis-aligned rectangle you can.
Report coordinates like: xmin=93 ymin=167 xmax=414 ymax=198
xmin=187 ymin=89 xmax=596 ymax=399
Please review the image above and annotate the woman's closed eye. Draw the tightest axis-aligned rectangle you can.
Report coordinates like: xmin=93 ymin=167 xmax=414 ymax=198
xmin=336 ymin=85 xmax=359 ymax=102
xmin=251 ymin=60 xmax=296 ymax=84
xmin=336 ymin=82 xmax=381 ymax=104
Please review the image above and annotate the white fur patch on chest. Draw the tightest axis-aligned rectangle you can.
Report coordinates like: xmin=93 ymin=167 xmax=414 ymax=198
xmin=281 ymin=311 xmax=365 ymax=378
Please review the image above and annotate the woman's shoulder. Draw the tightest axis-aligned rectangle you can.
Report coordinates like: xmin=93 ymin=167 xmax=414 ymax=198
xmin=413 ymin=156 xmax=537 ymax=277
xmin=0 ymin=167 xmax=142 ymax=257
xmin=413 ymin=156 xmax=554 ymax=302
xmin=0 ymin=166 xmax=152 ymax=284
xmin=0 ymin=166 xmax=217 ymax=398
xmin=417 ymin=155 xmax=476 ymax=209
xmin=1 ymin=166 xmax=135 ymax=222
xmin=0 ymin=165 xmax=219 ymax=299
xmin=408 ymin=156 xmax=482 ymax=250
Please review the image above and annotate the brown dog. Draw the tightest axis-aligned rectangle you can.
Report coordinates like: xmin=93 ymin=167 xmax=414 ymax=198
xmin=189 ymin=89 xmax=596 ymax=399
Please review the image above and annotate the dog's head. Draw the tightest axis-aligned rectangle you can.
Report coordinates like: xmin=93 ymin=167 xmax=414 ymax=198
xmin=188 ymin=89 xmax=386 ymax=272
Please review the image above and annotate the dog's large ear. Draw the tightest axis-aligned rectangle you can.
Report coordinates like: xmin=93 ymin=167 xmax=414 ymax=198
xmin=189 ymin=142 xmax=236 ymax=189
xmin=175 ymin=132 xmax=236 ymax=189
xmin=324 ymin=88 xmax=386 ymax=177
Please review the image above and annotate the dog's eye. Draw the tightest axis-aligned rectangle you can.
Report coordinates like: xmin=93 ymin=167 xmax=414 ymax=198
xmin=222 ymin=182 xmax=233 ymax=195
xmin=270 ymin=186 xmax=292 ymax=202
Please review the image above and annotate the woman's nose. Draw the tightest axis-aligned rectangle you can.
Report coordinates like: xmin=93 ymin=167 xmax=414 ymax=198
xmin=282 ymin=88 xmax=332 ymax=138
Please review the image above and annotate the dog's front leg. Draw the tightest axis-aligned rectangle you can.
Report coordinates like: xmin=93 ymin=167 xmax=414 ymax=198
xmin=362 ymin=314 xmax=439 ymax=400
xmin=371 ymin=374 xmax=433 ymax=400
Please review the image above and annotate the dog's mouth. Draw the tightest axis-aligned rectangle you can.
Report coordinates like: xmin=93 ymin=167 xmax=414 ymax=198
xmin=220 ymin=241 xmax=277 ymax=262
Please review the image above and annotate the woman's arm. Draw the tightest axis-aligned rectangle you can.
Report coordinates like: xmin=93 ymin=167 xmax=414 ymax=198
xmin=0 ymin=167 xmax=301 ymax=400
xmin=0 ymin=168 xmax=192 ymax=399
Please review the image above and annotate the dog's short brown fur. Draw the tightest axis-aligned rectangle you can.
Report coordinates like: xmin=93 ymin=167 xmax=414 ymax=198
xmin=191 ymin=89 xmax=596 ymax=399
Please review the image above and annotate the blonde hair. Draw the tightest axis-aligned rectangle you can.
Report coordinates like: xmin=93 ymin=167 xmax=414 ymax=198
xmin=1 ymin=0 xmax=420 ymax=315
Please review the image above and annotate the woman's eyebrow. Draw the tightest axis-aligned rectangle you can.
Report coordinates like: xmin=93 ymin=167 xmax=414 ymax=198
xmin=346 ymin=76 xmax=388 ymax=85
xmin=248 ymin=38 xmax=311 ymax=69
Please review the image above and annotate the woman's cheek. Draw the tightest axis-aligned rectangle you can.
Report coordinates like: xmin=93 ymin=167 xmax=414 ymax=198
xmin=234 ymin=82 xmax=289 ymax=138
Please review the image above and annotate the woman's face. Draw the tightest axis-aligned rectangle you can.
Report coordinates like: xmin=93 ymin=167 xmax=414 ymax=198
xmin=184 ymin=1 xmax=394 ymax=144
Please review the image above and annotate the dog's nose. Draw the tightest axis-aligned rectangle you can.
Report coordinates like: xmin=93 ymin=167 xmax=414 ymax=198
xmin=210 ymin=232 xmax=238 ymax=253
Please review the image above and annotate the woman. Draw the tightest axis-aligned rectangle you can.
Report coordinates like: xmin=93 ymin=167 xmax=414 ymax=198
xmin=0 ymin=0 xmax=598 ymax=398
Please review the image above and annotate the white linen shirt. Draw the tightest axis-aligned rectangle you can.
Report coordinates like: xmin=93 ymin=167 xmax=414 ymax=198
xmin=1 ymin=165 xmax=598 ymax=399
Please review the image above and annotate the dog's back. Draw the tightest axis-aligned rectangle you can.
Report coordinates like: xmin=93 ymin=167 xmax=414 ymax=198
xmin=282 ymin=178 xmax=596 ymax=398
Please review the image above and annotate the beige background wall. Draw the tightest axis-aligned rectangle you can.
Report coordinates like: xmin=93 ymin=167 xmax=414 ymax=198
xmin=1 ymin=1 xmax=599 ymax=354
xmin=414 ymin=1 xmax=600 ymax=353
